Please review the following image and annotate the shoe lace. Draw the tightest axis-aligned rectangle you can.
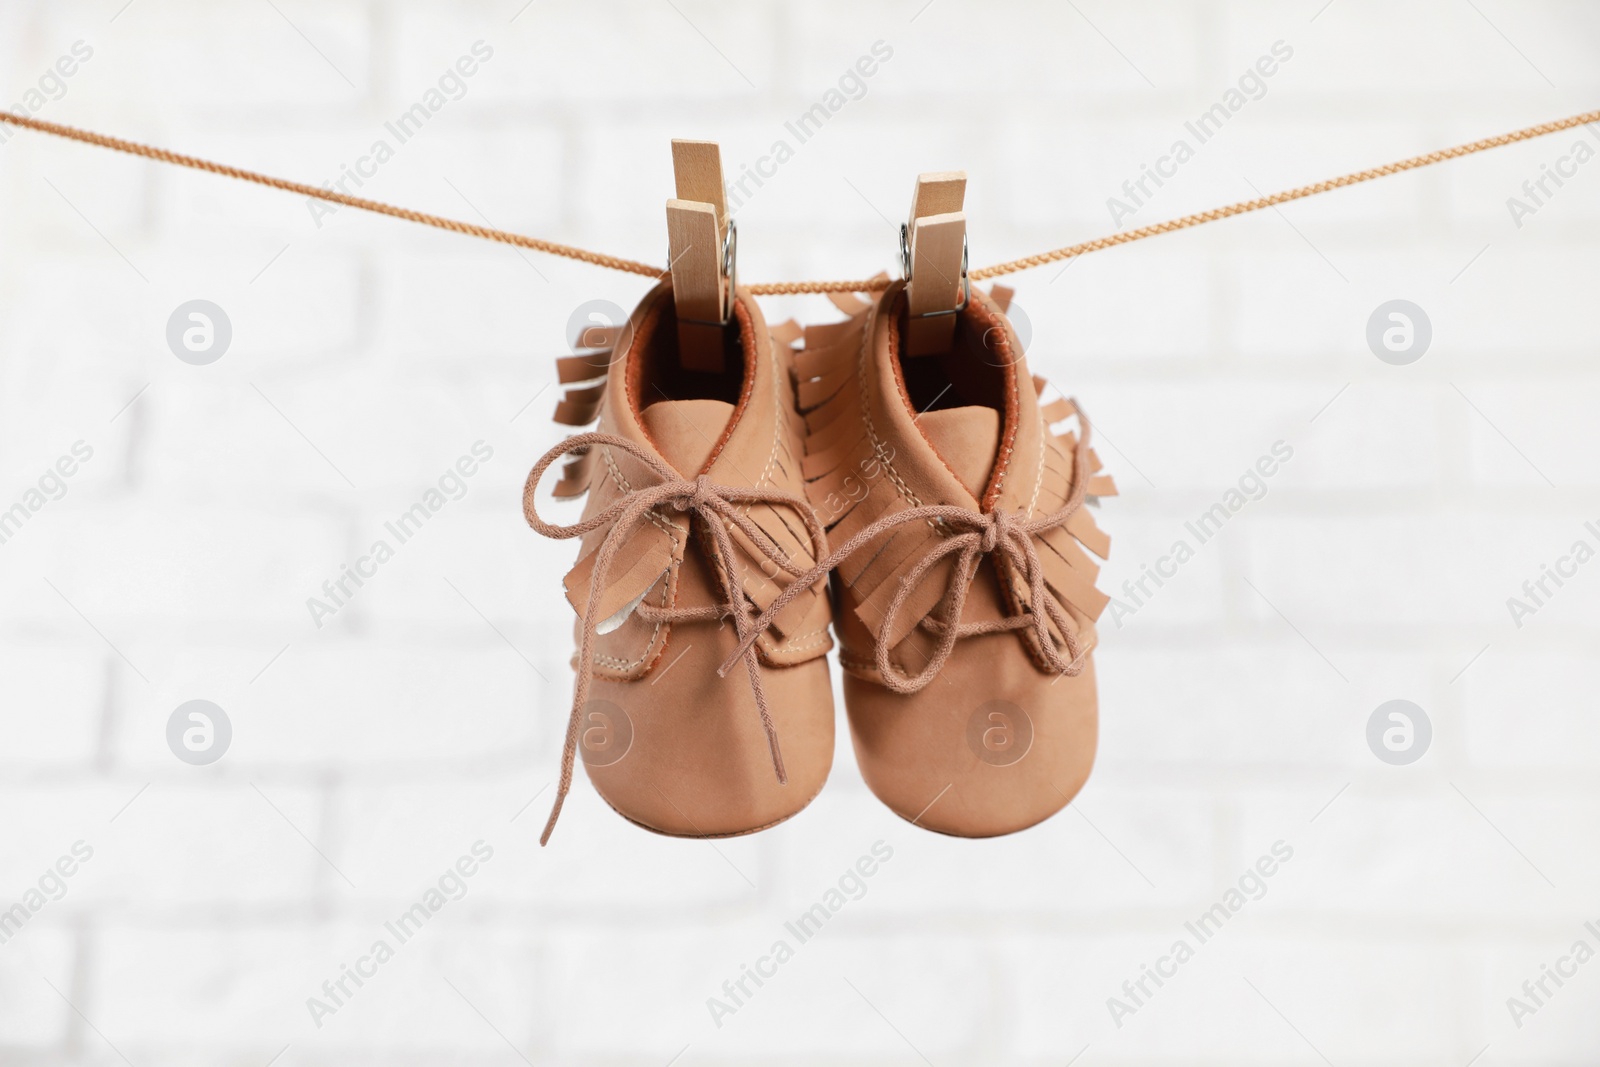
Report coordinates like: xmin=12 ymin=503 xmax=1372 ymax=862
xmin=719 ymin=410 xmax=1097 ymax=693
xmin=524 ymin=432 xmax=828 ymax=845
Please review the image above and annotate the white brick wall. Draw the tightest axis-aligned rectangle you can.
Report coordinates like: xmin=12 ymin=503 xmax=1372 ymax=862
xmin=3 ymin=0 xmax=1599 ymax=1062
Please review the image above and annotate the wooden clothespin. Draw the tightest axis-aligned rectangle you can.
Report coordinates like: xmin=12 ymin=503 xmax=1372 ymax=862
xmin=666 ymin=139 xmax=734 ymax=373
xmin=901 ymin=171 xmax=968 ymax=357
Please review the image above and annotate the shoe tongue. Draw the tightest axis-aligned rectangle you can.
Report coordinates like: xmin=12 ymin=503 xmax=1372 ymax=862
xmin=640 ymin=399 xmax=736 ymax=475
xmin=917 ymin=405 xmax=999 ymax=500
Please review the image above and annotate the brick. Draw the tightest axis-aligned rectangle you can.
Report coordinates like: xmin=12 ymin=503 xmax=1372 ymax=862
xmin=93 ymin=925 xmax=543 ymax=1054
xmin=355 ymin=508 xmax=564 ymax=627
xmin=1100 ymin=641 xmax=1370 ymax=771
xmin=1238 ymin=786 xmax=1600 ymax=920
xmin=90 ymin=926 xmax=348 ymax=1046
xmin=1007 ymin=929 xmax=1466 ymax=1061
xmin=1207 ymin=935 xmax=1467 ymax=1062
xmin=3 ymin=502 xmax=345 ymax=632
xmin=334 ymin=781 xmax=763 ymax=912
xmin=1285 ymin=380 xmax=1446 ymax=489
xmin=1074 ymin=379 xmax=1353 ymax=489
xmin=0 ymin=642 xmax=105 ymax=768
xmin=1435 ymin=246 xmax=1600 ymax=358
xmin=78 ymin=782 xmax=325 ymax=910
xmin=60 ymin=2 xmax=373 ymax=110
xmin=1096 ymin=503 xmax=1234 ymax=630
xmin=1021 ymin=247 xmax=1220 ymax=365
xmin=1454 ymin=377 xmax=1600 ymax=489
xmin=0 ymin=929 xmax=75 ymax=1049
xmin=293 ymin=926 xmax=543 ymax=1052
xmin=781 ymin=782 xmax=1218 ymax=918
xmin=541 ymin=927 xmax=729 ymax=1058
xmin=0 ymin=784 xmax=131 ymax=890
xmin=1476 ymin=930 xmax=1600 ymax=1059
xmin=716 ymin=934 xmax=991 ymax=1058
xmin=6 ymin=142 xmax=154 ymax=246
xmin=1250 ymin=0 xmax=1576 ymax=97
xmin=408 ymin=2 xmax=774 ymax=103
xmin=1239 ymin=511 xmax=1584 ymax=628
xmin=829 ymin=0 xmax=1204 ymax=101
xmin=0 ymin=256 xmax=147 ymax=367
xmin=137 ymin=378 xmax=370 ymax=504
xmin=375 ymin=253 xmax=571 ymax=363
xmin=1464 ymin=650 xmax=1600 ymax=769
xmin=117 ymin=642 xmax=546 ymax=768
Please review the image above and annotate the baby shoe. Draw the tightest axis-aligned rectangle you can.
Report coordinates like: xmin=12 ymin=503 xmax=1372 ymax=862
xmin=524 ymin=280 xmax=835 ymax=843
xmin=730 ymin=281 xmax=1115 ymax=837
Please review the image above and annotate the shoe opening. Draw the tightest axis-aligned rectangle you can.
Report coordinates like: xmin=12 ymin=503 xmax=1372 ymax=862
xmin=893 ymin=293 xmax=1019 ymax=501
xmin=627 ymin=288 xmax=757 ymax=475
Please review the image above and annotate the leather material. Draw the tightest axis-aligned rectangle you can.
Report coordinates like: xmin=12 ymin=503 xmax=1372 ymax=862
xmin=640 ymin=399 xmax=735 ymax=475
xmin=556 ymin=280 xmax=834 ymax=836
xmin=916 ymin=406 xmax=998 ymax=499
xmin=842 ymin=646 xmax=1097 ymax=837
xmin=796 ymin=281 xmax=1112 ymax=837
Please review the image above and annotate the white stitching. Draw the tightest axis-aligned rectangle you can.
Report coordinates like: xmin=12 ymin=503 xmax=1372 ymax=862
xmin=597 ymin=314 xmax=825 ymax=675
xmin=591 ymin=445 xmax=680 ymax=672
xmin=854 ymin=301 xmax=923 ymax=509
xmin=1026 ymin=404 xmax=1050 ymax=519
xmin=601 ymin=445 xmax=679 ymax=538
xmin=590 ymin=564 xmax=673 ymax=672
xmin=774 ymin=629 xmax=831 ymax=654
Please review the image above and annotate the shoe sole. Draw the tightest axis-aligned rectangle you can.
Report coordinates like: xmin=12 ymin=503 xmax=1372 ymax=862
xmin=598 ymin=778 xmax=829 ymax=839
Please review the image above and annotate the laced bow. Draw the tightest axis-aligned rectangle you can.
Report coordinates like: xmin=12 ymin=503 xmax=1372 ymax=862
xmin=524 ymin=432 xmax=828 ymax=845
xmin=720 ymin=410 xmax=1098 ymax=692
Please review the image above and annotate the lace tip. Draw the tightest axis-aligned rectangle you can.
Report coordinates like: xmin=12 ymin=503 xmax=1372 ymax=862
xmin=540 ymin=796 xmax=565 ymax=846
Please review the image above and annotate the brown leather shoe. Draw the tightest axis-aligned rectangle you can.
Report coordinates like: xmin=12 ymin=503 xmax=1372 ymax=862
xmin=524 ymin=280 xmax=835 ymax=843
xmin=733 ymin=281 xmax=1116 ymax=837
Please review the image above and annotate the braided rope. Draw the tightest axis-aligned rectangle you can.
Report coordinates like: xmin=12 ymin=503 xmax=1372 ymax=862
xmin=0 ymin=110 xmax=664 ymax=280
xmin=4 ymin=106 xmax=1596 ymax=292
xmin=969 ymin=107 xmax=1600 ymax=281
xmin=746 ymin=278 xmax=891 ymax=295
